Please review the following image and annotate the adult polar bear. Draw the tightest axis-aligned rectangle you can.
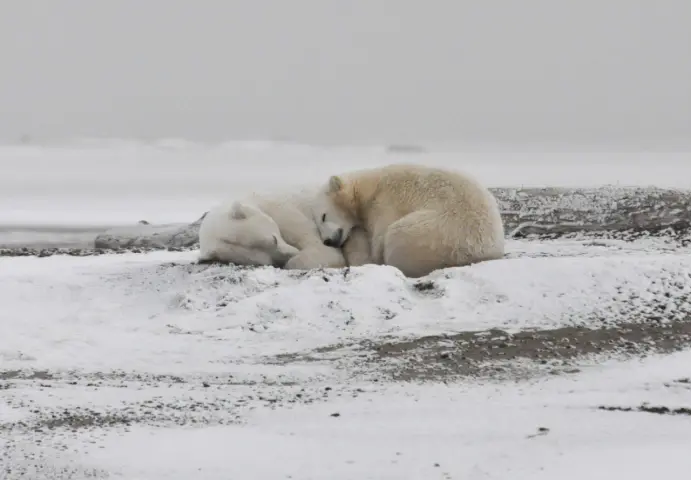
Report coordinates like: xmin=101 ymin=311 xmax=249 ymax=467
xmin=313 ymin=163 xmax=505 ymax=278
xmin=198 ymin=186 xmax=370 ymax=269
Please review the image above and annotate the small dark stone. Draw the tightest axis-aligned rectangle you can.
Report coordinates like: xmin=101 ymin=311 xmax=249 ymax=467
xmin=330 ymin=412 xmax=341 ymax=417
xmin=202 ymin=382 xmax=210 ymax=388
xmin=413 ymin=281 xmax=436 ymax=292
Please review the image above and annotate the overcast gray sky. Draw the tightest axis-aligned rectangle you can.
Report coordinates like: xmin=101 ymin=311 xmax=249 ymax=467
xmin=0 ymin=0 xmax=689 ymax=147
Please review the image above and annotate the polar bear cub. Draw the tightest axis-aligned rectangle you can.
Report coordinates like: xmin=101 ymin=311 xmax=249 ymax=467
xmin=198 ymin=200 xmax=301 ymax=267
xmin=198 ymin=187 xmax=370 ymax=269
xmin=313 ymin=163 xmax=505 ymax=278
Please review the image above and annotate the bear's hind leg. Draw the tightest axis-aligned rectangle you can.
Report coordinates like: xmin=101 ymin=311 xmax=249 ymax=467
xmin=383 ymin=210 xmax=467 ymax=278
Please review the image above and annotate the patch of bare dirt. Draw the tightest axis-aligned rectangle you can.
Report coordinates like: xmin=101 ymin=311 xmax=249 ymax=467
xmin=273 ymin=319 xmax=690 ymax=383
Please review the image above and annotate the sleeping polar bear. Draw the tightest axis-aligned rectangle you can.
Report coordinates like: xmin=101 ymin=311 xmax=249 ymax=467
xmin=198 ymin=187 xmax=371 ymax=270
xmin=311 ymin=163 xmax=505 ymax=278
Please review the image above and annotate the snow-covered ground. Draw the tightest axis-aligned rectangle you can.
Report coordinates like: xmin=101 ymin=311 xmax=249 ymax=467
xmin=2 ymin=351 xmax=690 ymax=479
xmin=0 ymin=139 xmax=690 ymax=478
xmin=0 ymin=236 xmax=689 ymax=374
xmin=60 ymin=351 xmax=692 ymax=480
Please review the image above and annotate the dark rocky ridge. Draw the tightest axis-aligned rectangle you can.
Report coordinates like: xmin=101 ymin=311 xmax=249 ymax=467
xmin=495 ymin=186 xmax=690 ymax=237
xmin=89 ymin=185 xmax=690 ymax=251
xmin=0 ymin=186 xmax=687 ymax=256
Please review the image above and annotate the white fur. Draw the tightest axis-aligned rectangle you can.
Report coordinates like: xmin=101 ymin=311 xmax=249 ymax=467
xmin=313 ymin=163 xmax=505 ymax=278
xmin=198 ymin=186 xmax=370 ymax=270
xmin=198 ymin=200 xmax=300 ymax=267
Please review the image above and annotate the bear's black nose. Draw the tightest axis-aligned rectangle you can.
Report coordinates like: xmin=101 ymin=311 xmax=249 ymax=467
xmin=323 ymin=228 xmax=344 ymax=247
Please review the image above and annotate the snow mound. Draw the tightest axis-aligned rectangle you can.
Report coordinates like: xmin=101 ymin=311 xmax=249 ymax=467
xmin=161 ymin=253 xmax=689 ymax=343
xmin=0 ymin=237 xmax=688 ymax=374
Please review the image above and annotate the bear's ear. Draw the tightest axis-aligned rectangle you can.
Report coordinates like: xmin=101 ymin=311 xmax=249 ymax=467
xmin=328 ymin=175 xmax=344 ymax=193
xmin=229 ymin=201 xmax=250 ymax=220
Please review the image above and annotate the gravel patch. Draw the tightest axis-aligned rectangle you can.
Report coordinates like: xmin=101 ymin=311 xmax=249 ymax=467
xmin=595 ymin=404 xmax=691 ymax=416
xmin=0 ymin=245 xmax=196 ymax=258
xmin=269 ymin=316 xmax=690 ymax=383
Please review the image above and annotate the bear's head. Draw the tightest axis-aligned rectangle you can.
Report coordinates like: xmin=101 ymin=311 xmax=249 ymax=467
xmin=313 ymin=175 xmax=358 ymax=248
xmin=198 ymin=201 xmax=300 ymax=267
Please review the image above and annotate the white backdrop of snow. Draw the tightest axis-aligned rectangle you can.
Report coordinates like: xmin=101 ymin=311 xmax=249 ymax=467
xmin=0 ymin=140 xmax=688 ymax=227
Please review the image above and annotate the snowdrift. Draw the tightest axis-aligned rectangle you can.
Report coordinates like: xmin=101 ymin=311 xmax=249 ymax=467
xmin=1 ymin=234 xmax=688 ymax=374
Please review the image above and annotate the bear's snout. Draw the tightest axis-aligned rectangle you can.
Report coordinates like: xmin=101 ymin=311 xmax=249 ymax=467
xmin=323 ymin=228 xmax=344 ymax=248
